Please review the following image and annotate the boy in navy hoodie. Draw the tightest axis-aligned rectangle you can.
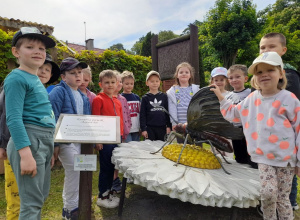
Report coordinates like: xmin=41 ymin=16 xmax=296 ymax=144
xmin=140 ymin=71 xmax=171 ymax=141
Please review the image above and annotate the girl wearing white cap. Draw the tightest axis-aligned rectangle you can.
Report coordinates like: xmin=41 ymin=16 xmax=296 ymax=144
xmin=211 ymin=51 xmax=300 ymax=220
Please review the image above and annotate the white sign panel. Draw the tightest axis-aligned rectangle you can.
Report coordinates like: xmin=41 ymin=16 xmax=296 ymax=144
xmin=54 ymin=114 xmax=121 ymax=143
xmin=74 ymin=154 xmax=97 ymax=171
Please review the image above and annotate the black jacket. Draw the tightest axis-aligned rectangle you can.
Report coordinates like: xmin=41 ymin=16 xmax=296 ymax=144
xmin=140 ymin=92 xmax=171 ymax=131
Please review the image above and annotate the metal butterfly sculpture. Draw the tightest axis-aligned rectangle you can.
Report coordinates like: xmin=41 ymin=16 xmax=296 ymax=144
xmin=151 ymin=86 xmax=244 ymax=174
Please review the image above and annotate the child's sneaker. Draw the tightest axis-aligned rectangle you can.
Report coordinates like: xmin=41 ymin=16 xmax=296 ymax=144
xmin=112 ymin=177 xmax=122 ymax=193
xmin=97 ymin=190 xmax=119 ymax=208
xmin=62 ymin=208 xmax=69 ymax=219
xmin=109 ymin=191 xmax=120 ymax=203
xmin=68 ymin=208 xmax=79 ymax=220
xmin=293 ymin=203 xmax=299 ymax=211
xmin=62 ymin=208 xmax=78 ymax=220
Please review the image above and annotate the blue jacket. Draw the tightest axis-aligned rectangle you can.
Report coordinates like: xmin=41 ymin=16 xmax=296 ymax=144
xmin=49 ymin=80 xmax=91 ymax=121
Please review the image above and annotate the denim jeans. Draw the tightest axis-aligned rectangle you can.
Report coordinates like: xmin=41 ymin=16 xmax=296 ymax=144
xmin=289 ymin=175 xmax=298 ymax=206
xmin=125 ymin=132 xmax=140 ymax=142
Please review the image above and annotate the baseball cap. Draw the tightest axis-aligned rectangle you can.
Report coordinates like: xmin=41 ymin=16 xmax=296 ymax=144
xmin=60 ymin=57 xmax=88 ymax=72
xmin=146 ymin=71 xmax=160 ymax=81
xmin=211 ymin=67 xmax=228 ymax=78
xmin=44 ymin=54 xmax=60 ymax=84
xmin=12 ymin=27 xmax=56 ymax=49
xmin=248 ymin=52 xmax=283 ymax=75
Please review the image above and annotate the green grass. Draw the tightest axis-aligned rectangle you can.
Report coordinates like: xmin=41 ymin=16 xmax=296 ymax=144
xmin=0 ymin=159 xmax=300 ymax=219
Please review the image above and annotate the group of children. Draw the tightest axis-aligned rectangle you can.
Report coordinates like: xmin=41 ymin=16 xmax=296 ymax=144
xmin=0 ymin=26 xmax=300 ymax=220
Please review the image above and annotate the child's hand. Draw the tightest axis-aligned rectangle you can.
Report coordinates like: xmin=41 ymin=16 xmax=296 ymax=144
xmin=18 ymin=146 xmax=37 ymax=177
xmin=142 ymin=131 xmax=148 ymax=139
xmin=0 ymin=148 xmax=7 ymax=160
xmin=95 ymin=144 xmax=103 ymax=151
xmin=210 ymin=84 xmax=224 ymax=101
xmin=53 ymin=146 xmax=60 ymax=161
xmin=295 ymin=167 xmax=300 ymax=177
xmin=166 ymin=127 xmax=171 ymax=134
xmin=51 ymin=155 xmax=55 ymax=168
xmin=172 ymin=125 xmax=177 ymax=131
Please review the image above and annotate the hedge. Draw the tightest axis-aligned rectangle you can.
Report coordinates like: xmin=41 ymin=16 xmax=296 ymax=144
xmin=0 ymin=29 xmax=152 ymax=97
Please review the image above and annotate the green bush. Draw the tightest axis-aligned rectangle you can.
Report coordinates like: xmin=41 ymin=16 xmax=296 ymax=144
xmin=0 ymin=30 xmax=152 ymax=97
xmin=0 ymin=29 xmax=17 ymax=83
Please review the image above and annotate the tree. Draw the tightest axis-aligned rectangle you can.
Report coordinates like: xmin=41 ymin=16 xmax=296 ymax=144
xmin=181 ymin=20 xmax=202 ymax=36
xmin=141 ymin=32 xmax=153 ymax=57
xmin=131 ymin=36 xmax=145 ymax=55
xmin=158 ymin=30 xmax=179 ymax=43
xmin=259 ymin=0 xmax=300 ymax=68
xmin=109 ymin=43 xmax=125 ymax=51
xmin=199 ymin=0 xmax=259 ymax=68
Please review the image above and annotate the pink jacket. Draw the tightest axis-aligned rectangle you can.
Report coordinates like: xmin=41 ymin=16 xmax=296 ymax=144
xmin=117 ymin=94 xmax=132 ymax=141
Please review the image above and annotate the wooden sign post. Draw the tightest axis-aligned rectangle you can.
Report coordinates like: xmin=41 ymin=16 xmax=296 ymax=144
xmin=54 ymin=114 xmax=121 ymax=220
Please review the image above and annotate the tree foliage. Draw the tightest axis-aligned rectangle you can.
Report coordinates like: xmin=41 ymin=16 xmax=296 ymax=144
xmin=108 ymin=43 xmax=125 ymax=51
xmin=258 ymin=0 xmax=300 ymax=68
xmin=158 ymin=30 xmax=179 ymax=43
xmin=140 ymin=32 xmax=153 ymax=57
xmin=199 ymin=0 xmax=259 ymax=68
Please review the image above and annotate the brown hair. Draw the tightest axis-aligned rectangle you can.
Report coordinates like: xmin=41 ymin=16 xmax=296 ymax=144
xmin=250 ymin=66 xmax=287 ymax=90
xmin=121 ymin=71 xmax=135 ymax=82
xmin=228 ymin=64 xmax=248 ymax=76
xmin=173 ymin=62 xmax=195 ymax=86
xmin=262 ymin=33 xmax=286 ymax=47
xmin=99 ymin=69 xmax=117 ymax=82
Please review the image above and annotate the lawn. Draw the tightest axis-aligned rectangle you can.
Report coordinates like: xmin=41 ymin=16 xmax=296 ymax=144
xmin=0 ymin=159 xmax=300 ymax=219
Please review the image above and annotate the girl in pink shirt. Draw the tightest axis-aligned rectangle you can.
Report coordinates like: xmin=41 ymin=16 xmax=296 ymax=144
xmin=211 ymin=52 xmax=300 ymax=220
xmin=79 ymin=66 xmax=96 ymax=107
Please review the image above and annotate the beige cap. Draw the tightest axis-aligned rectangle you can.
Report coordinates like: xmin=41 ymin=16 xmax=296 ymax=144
xmin=146 ymin=71 xmax=160 ymax=81
xmin=248 ymin=52 xmax=283 ymax=75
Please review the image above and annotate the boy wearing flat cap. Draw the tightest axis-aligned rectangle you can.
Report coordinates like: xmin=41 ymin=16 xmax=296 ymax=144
xmin=49 ymin=57 xmax=91 ymax=219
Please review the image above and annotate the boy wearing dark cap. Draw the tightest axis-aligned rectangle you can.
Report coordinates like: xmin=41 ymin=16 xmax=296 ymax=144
xmin=0 ymin=52 xmax=60 ymax=219
xmin=49 ymin=57 xmax=90 ymax=219
xmin=4 ymin=27 xmax=56 ymax=219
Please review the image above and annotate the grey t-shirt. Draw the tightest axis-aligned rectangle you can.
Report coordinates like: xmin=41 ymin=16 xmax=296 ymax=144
xmin=71 ymin=89 xmax=83 ymax=114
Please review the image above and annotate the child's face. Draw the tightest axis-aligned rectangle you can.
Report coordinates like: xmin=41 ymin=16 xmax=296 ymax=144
xmin=12 ymin=39 xmax=46 ymax=71
xmin=254 ymin=63 xmax=283 ymax=95
xmin=211 ymin=75 xmax=227 ymax=91
xmin=177 ymin=67 xmax=191 ymax=85
xmin=61 ymin=67 xmax=83 ymax=90
xmin=114 ymin=75 xmax=123 ymax=93
xmin=259 ymin=37 xmax=287 ymax=56
xmin=79 ymin=73 xmax=91 ymax=91
xmin=122 ymin=78 xmax=134 ymax=93
xmin=227 ymin=70 xmax=248 ymax=92
xmin=99 ymin=76 xmax=117 ymax=96
xmin=146 ymin=75 xmax=160 ymax=92
xmin=37 ymin=63 xmax=52 ymax=84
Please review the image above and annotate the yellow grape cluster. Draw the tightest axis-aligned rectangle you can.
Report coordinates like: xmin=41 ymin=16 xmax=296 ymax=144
xmin=162 ymin=144 xmax=221 ymax=169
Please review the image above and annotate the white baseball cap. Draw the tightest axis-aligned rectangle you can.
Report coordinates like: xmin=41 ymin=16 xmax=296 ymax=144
xmin=146 ymin=71 xmax=160 ymax=81
xmin=211 ymin=67 xmax=228 ymax=78
xmin=248 ymin=52 xmax=283 ymax=75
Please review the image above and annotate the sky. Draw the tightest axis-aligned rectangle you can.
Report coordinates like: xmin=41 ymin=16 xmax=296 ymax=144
xmin=1 ymin=0 xmax=276 ymax=50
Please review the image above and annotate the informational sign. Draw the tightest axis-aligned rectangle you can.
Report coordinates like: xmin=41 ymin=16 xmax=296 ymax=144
xmin=74 ymin=154 xmax=97 ymax=171
xmin=54 ymin=114 xmax=121 ymax=144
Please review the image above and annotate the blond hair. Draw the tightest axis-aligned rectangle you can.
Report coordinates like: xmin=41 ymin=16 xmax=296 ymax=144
xmin=82 ymin=66 xmax=94 ymax=87
xmin=228 ymin=64 xmax=248 ymax=76
xmin=121 ymin=71 xmax=135 ymax=82
xmin=99 ymin=69 xmax=117 ymax=82
xmin=250 ymin=66 xmax=287 ymax=90
xmin=173 ymin=62 xmax=195 ymax=86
